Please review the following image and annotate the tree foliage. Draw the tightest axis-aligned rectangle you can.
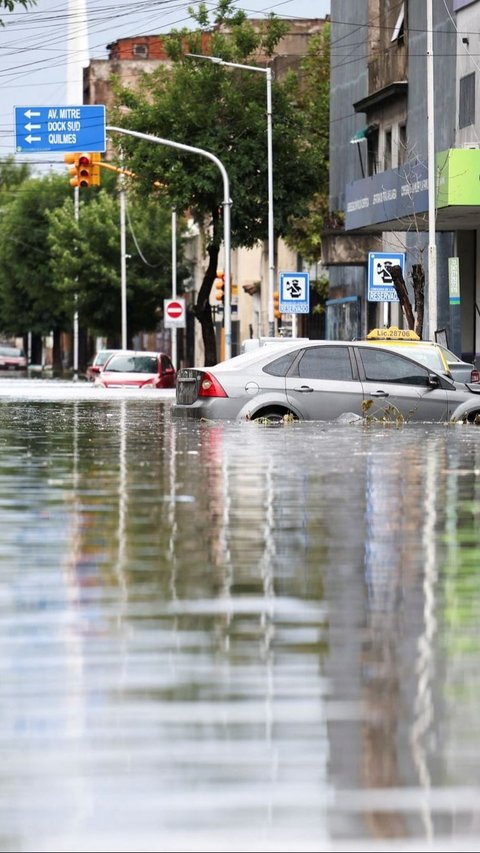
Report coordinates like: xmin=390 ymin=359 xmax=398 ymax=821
xmin=0 ymin=0 xmax=34 ymax=23
xmin=284 ymin=25 xmax=330 ymax=263
xmin=0 ymin=173 xmax=70 ymax=337
xmin=109 ymin=0 xmax=326 ymax=364
xmin=47 ymin=188 xmax=184 ymax=341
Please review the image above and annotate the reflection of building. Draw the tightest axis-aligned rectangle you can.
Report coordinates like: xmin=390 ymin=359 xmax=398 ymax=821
xmin=83 ymin=19 xmax=328 ymax=363
xmin=326 ymin=1 xmax=480 ymax=363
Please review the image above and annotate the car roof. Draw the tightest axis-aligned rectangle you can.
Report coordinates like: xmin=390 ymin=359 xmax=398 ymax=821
xmin=207 ymin=337 xmax=455 ymax=376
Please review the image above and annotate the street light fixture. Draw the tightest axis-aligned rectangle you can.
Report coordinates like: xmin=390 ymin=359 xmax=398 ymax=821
xmin=186 ymin=53 xmax=275 ymax=336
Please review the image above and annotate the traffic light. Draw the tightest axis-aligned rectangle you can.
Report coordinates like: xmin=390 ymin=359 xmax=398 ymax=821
xmin=64 ymin=152 xmax=101 ymax=188
xmin=77 ymin=152 xmax=101 ymax=187
xmin=273 ymin=290 xmax=281 ymax=319
xmin=214 ymin=271 xmax=225 ymax=302
xmin=64 ymin=152 xmax=80 ymax=187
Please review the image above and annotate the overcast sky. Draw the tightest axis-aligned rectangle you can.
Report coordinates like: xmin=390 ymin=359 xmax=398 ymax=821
xmin=0 ymin=0 xmax=330 ymax=171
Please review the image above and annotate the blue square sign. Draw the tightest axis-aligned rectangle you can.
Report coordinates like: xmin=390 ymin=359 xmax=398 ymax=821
xmin=279 ymin=272 xmax=310 ymax=314
xmin=368 ymin=252 xmax=405 ymax=302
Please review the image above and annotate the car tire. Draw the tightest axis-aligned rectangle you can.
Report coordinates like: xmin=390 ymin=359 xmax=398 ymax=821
xmin=252 ymin=409 xmax=297 ymax=424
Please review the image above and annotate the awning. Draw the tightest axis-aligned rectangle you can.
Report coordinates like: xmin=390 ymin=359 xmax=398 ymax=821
xmin=350 ymin=127 xmax=369 ymax=144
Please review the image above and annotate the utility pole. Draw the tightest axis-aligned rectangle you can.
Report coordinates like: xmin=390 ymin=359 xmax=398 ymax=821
xmin=427 ymin=0 xmax=437 ymax=339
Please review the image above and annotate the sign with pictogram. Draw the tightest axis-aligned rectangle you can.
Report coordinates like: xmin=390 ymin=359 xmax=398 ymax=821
xmin=164 ymin=298 xmax=186 ymax=329
xmin=367 ymin=252 xmax=404 ymax=302
xmin=279 ymin=272 xmax=310 ymax=314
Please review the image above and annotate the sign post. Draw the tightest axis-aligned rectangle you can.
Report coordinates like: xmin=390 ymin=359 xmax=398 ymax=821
xmin=14 ymin=105 xmax=106 ymax=153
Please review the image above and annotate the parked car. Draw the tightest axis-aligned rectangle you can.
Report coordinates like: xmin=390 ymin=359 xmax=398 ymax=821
xmin=363 ymin=326 xmax=479 ymax=384
xmin=436 ymin=344 xmax=480 ymax=384
xmin=0 ymin=344 xmax=27 ymax=371
xmin=95 ymin=351 xmax=176 ymax=389
xmin=86 ymin=349 xmax=131 ymax=382
xmin=173 ymin=338 xmax=480 ymax=423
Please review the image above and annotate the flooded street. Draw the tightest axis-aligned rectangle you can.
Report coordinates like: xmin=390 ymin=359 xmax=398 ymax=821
xmin=0 ymin=379 xmax=480 ymax=852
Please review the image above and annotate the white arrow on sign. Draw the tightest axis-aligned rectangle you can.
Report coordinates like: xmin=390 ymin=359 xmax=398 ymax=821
xmin=24 ymin=122 xmax=40 ymax=132
xmin=24 ymin=134 xmax=41 ymax=144
xmin=24 ymin=109 xmax=40 ymax=119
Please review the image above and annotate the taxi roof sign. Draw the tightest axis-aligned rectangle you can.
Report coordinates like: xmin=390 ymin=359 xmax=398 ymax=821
xmin=367 ymin=326 xmax=420 ymax=341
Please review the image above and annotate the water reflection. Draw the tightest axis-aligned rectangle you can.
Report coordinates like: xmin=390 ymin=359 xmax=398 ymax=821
xmin=0 ymin=399 xmax=480 ymax=851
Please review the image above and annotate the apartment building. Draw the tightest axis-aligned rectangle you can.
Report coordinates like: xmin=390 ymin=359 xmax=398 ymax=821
xmin=326 ymin=0 xmax=480 ymax=362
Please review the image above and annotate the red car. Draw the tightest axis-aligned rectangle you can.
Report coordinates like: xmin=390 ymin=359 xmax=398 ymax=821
xmin=95 ymin=351 xmax=176 ymax=389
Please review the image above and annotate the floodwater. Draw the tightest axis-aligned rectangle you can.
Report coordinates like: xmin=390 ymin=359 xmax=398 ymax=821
xmin=0 ymin=379 xmax=480 ymax=852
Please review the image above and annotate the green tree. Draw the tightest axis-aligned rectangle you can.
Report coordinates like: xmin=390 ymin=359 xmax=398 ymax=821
xmin=0 ymin=173 xmax=71 ymax=362
xmin=110 ymin=0 xmax=324 ymax=365
xmin=284 ymin=25 xmax=330 ymax=262
xmin=48 ymin=188 xmax=182 ymax=341
xmin=0 ymin=0 xmax=34 ymax=21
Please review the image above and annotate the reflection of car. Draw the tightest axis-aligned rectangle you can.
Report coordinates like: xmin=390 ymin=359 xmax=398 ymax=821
xmin=173 ymin=338 xmax=480 ymax=423
xmin=86 ymin=349 xmax=129 ymax=382
xmin=95 ymin=351 xmax=176 ymax=389
xmin=0 ymin=345 xmax=27 ymax=370
xmin=363 ymin=327 xmax=480 ymax=384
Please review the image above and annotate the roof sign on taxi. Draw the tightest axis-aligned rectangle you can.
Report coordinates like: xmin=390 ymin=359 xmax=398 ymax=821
xmin=367 ymin=326 xmax=420 ymax=341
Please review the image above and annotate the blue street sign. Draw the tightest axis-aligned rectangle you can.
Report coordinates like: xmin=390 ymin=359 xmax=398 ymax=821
xmin=279 ymin=271 xmax=310 ymax=314
xmin=14 ymin=105 xmax=106 ymax=153
xmin=367 ymin=251 xmax=404 ymax=302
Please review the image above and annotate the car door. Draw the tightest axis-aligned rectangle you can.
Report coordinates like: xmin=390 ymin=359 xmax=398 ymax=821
xmin=356 ymin=346 xmax=451 ymax=421
xmin=285 ymin=344 xmax=365 ymax=420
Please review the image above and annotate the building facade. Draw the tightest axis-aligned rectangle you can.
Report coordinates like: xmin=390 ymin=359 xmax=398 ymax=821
xmin=326 ymin=0 xmax=480 ymax=363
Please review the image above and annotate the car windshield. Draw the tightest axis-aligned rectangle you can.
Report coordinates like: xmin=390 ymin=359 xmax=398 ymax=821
xmin=370 ymin=342 xmax=447 ymax=373
xmin=106 ymin=355 xmax=157 ymax=374
xmin=437 ymin=344 xmax=464 ymax=365
xmin=96 ymin=351 xmax=116 ymax=366
xmin=0 ymin=346 xmax=23 ymax=357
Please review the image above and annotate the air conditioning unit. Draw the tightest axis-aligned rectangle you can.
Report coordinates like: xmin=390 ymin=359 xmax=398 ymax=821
xmin=462 ymin=142 xmax=480 ymax=149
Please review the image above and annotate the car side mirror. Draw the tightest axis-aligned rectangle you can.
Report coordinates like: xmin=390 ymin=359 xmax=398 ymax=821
xmin=427 ymin=372 xmax=440 ymax=387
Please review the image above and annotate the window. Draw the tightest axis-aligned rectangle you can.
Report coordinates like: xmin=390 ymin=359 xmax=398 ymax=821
xmin=263 ymin=352 xmax=297 ymax=377
xmin=133 ymin=43 xmax=148 ymax=58
xmin=360 ymin=349 xmax=429 ymax=386
xmin=295 ymin=346 xmax=354 ymax=381
xmin=367 ymin=126 xmax=379 ymax=176
xmin=459 ymin=72 xmax=475 ymax=128
xmin=384 ymin=129 xmax=392 ymax=170
xmin=398 ymin=124 xmax=407 ymax=165
xmin=391 ymin=3 xmax=405 ymax=43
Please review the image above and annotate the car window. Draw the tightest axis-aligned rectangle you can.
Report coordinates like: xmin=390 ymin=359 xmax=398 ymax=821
xmin=294 ymin=346 xmax=354 ymax=380
xmin=263 ymin=351 xmax=298 ymax=377
xmin=96 ymin=351 xmax=114 ymax=366
xmin=360 ymin=348 xmax=431 ymax=386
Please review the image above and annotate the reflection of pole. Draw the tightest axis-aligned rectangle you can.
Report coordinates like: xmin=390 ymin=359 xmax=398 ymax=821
xmin=171 ymin=208 xmax=177 ymax=369
xmin=106 ymin=125 xmax=233 ymax=360
xmin=73 ymin=185 xmax=79 ymax=381
xmin=119 ymin=168 xmax=127 ymax=349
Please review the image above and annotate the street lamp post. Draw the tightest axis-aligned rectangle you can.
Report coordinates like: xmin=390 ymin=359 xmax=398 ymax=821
xmin=106 ymin=125 xmax=233 ymax=360
xmin=186 ymin=54 xmax=275 ymax=336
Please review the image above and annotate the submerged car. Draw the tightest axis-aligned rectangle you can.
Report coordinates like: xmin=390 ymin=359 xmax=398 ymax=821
xmin=364 ymin=327 xmax=479 ymax=384
xmin=0 ymin=345 xmax=27 ymax=371
xmin=173 ymin=338 xmax=480 ymax=423
xmin=95 ymin=351 xmax=176 ymax=389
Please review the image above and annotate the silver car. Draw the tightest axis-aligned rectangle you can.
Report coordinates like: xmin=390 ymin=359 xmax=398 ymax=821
xmin=173 ymin=339 xmax=480 ymax=423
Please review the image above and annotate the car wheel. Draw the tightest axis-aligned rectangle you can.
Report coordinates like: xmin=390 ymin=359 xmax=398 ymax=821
xmin=251 ymin=409 xmax=297 ymax=425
